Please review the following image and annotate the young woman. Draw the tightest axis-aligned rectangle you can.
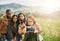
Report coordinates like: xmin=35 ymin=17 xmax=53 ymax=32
xmin=18 ymin=15 xmax=41 ymax=41
xmin=25 ymin=16 xmax=41 ymax=41
xmin=17 ymin=13 xmax=26 ymax=41
xmin=7 ymin=15 xmax=18 ymax=41
xmin=18 ymin=13 xmax=26 ymax=25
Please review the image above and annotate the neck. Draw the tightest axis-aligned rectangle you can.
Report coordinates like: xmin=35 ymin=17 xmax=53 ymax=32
xmin=6 ymin=15 xmax=11 ymax=19
xmin=13 ymin=22 xmax=16 ymax=24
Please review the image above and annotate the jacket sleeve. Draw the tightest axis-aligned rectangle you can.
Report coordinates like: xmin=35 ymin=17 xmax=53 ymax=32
xmin=0 ymin=18 xmax=3 ymax=38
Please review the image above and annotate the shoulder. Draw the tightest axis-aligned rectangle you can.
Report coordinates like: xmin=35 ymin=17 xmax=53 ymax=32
xmin=1 ymin=15 xmax=6 ymax=18
xmin=35 ymin=23 xmax=42 ymax=31
xmin=34 ymin=23 xmax=42 ymax=29
xmin=34 ymin=23 xmax=40 ymax=27
xmin=0 ymin=15 xmax=6 ymax=20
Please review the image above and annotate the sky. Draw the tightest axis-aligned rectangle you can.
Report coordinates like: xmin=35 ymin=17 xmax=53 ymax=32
xmin=0 ymin=0 xmax=60 ymax=6
xmin=0 ymin=0 xmax=60 ymax=14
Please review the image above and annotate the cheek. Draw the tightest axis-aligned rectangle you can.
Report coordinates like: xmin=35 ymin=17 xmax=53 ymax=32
xmin=22 ymin=17 xmax=24 ymax=19
xmin=8 ymin=13 xmax=11 ymax=15
xmin=15 ymin=19 xmax=17 ymax=21
xmin=21 ymin=17 xmax=24 ymax=19
xmin=31 ymin=22 xmax=34 ymax=25
xmin=19 ymin=17 xmax=22 ymax=19
xmin=8 ymin=14 xmax=11 ymax=17
xmin=27 ymin=22 xmax=30 ymax=25
xmin=15 ymin=19 xmax=17 ymax=22
xmin=28 ymin=22 xmax=33 ymax=25
xmin=13 ymin=19 xmax=17 ymax=22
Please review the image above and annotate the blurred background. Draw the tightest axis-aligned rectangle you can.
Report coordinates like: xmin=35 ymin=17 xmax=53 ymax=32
xmin=0 ymin=0 xmax=60 ymax=41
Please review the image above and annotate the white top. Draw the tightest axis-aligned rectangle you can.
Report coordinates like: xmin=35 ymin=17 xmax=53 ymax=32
xmin=23 ymin=26 xmax=38 ymax=33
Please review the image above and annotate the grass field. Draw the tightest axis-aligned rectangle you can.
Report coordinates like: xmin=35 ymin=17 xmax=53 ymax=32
xmin=36 ymin=18 xmax=60 ymax=41
xmin=0 ymin=14 xmax=60 ymax=41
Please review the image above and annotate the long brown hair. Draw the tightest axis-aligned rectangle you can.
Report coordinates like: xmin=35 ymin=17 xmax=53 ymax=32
xmin=18 ymin=13 xmax=25 ymax=20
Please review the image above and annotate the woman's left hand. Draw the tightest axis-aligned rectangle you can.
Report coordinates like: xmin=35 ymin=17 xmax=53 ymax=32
xmin=34 ymin=24 xmax=41 ymax=33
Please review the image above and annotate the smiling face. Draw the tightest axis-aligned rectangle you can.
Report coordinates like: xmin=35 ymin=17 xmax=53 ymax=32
xmin=27 ymin=18 xmax=34 ymax=26
xmin=13 ymin=16 xmax=17 ymax=23
xmin=27 ymin=16 xmax=36 ymax=26
xmin=6 ymin=10 xmax=11 ymax=18
xmin=19 ymin=14 xmax=25 ymax=20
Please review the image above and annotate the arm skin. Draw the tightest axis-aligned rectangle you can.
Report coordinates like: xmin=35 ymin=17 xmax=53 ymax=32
xmin=34 ymin=23 xmax=41 ymax=34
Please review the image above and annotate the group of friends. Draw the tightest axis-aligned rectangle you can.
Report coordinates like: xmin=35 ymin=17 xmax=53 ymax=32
xmin=0 ymin=9 xmax=43 ymax=41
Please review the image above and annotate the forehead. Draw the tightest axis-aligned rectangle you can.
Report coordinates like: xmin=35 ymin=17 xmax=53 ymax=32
xmin=14 ymin=16 xmax=17 ymax=18
xmin=20 ymin=14 xmax=24 ymax=16
xmin=27 ymin=18 xmax=33 ymax=21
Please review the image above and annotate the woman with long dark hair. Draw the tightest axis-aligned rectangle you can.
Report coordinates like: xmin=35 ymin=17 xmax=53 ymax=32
xmin=17 ymin=13 xmax=26 ymax=25
xmin=17 ymin=13 xmax=26 ymax=41
xmin=7 ymin=15 xmax=18 ymax=41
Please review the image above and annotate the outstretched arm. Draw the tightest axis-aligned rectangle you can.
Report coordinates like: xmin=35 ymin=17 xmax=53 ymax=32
xmin=34 ymin=23 xmax=41 ymax=33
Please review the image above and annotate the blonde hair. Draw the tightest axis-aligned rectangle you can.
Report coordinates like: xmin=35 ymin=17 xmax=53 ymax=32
xmin=26 ymin=15 xmax=36 ymax=25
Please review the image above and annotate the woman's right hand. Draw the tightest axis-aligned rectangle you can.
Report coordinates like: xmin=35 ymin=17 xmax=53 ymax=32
xmin=18 ymin=25 xmax=25 ymax=35
xmin=19 ymin=23 xmax=25 ymax=28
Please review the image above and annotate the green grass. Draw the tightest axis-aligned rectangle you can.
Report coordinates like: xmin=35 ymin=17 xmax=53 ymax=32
xmin=0 ymin=14 xmax=3 ymax=17
xmin=0 ymin=14 xmax=60 ymax=41
xmin=36 ymin=19 xmax=60 ymax=41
